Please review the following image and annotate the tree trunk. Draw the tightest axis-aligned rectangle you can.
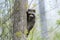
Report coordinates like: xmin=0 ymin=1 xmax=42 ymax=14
xmin=39 ymin=0 xmax=48 ymax=40
xmin=12 ymin=0 xmax=27 ymax=40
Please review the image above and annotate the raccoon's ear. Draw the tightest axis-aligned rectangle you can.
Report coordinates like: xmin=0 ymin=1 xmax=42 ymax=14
xmin=33 ymin=10 xmax=35 ymax=13
xmin=32 ymin=9 xmax=35 ymax=13
xmin=28 ymin=9 xmax=36 ymax=13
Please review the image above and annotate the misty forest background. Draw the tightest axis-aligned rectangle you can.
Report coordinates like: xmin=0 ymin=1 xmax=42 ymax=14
xmin=0 ymin=0 xmax=60 ymax=40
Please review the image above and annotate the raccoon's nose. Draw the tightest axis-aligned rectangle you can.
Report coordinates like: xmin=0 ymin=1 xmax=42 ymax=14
xmin=29 ymin=15 xmax=33 ymax=17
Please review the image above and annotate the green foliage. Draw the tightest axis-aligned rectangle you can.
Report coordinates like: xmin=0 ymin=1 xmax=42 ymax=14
xmin=27 ymin=27 xmax=42 ymax=40
xmin=15 ymin=31 xmax=22 ymax=37
xmin=24 ymin=29 xmax=28 ymax=35
xmin=0 ymin=0 xmax=14 ymax=40
xmin=58 ymin=10 xmax=60 ymax=15
xmin=53 ymin=32 xmax=60 ymax=40
xmin=49 ymin=26 xmax=54 ymax=32
xmin=56 ymin=19 xmax=60 ymax=25
xmin=0 ymin=10 xmax=3 ymax=13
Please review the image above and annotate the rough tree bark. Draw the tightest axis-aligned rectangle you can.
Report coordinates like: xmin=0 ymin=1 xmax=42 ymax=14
xmin=12 ymin=0 xmax=27 ymax=40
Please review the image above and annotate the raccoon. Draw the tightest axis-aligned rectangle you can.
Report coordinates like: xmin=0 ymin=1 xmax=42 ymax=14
xmin=26 ymin=9 xmax=35 ymax=35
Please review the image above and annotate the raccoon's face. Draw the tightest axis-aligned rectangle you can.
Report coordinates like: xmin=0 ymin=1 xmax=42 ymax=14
xmin=27 ymin=13 xmax=35 ymax=22
xmin=26 ymin=9 xmax=35 ymax=22
xmin=26 ymin=9 xmax=35 ymax=21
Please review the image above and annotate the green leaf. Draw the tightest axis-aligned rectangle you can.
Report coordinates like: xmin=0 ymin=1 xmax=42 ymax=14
xmin=58 ymin=10 xmax=60 ymax=15
xmin=0 ymin=10 xmax=3 ymax=13
xmin=56 ymin=20 xmax=60 ymax=25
